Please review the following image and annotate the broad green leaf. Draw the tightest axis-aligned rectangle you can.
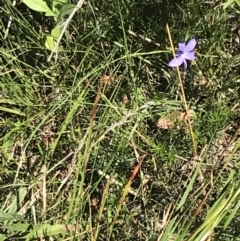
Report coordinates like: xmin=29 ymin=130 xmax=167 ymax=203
xmin=40 ymin=35 xmax=55 ymax=51
xmin=60 ymin=4 xmax=75 ymax=17
xmin=0 ymin=211 xmax=23 ymax=221
xmin=22 ymin=0 xmax=51 ymax=13
xmin=223 ymin=0 xmax=235 ymax=9
xmin=0 ymin=106 xmax=25 ymax=116
xmin=53 ymin=0 xmax=68 ymax=13
xmin=1 ymin=223 xmax=30 ymax=232
xmin=53 ymin=0 xmax=68 ymax=5
xmin=51 ymin=25 xmax=61 ymax=39
xmin=46 ymin=36 xmax=55 ymax=50
xmin=0 ymin=235 xmax=5 ymax=241
xmin=45 ymin=10 xmax=56 ymax=17
xmin=1 ymin=138 xmax=14 ymax=149
xmin=24 ymin=224 xmax=69 ymax=239
xmin=7 ymin=187 xmax=27 ymax=214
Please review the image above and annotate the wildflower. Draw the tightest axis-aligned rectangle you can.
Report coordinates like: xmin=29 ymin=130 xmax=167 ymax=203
xmin=168 ymin=38 xmax=196 ymax=70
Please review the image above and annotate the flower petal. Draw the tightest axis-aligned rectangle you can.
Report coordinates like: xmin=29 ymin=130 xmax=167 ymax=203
xmin=182 ymin=51 xmax=196 ymax=60
xmin=168 ymin=56 xmax=184 ymax=67
xmin=183 ymin=38 xmax=197 ymax=52
xmin=183 ymin=59 xmax=187 ymax=70
xmin=178 ymin=43 xmax=186 ymax=51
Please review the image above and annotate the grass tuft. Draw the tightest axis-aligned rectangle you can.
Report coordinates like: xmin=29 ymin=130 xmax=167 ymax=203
xmin=0 ymin=0 xmax=239 ymax=240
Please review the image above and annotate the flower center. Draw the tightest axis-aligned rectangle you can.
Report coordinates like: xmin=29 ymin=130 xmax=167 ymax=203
xmin=176 ymin=50 xmax=183 ymax=56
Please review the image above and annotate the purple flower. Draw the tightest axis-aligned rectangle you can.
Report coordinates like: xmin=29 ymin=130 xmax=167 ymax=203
xmin=168 ymin=38 xmax=197 ymax=70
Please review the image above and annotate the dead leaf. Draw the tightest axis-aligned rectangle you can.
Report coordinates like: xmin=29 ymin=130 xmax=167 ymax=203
xmin=91 ymin=198 xmax=99 ymax=208
xmin=157 ymin=110 xmax=195 ymax=129
xmin=157 ymin=116 xmax=174 ymax=129
xmin=122 ymin=94 xmax=129 ymax=105
xmin=179 ymin=110 xmax=195 ymax=122
xmin=100 ymin=74 xmax=115 ymax=85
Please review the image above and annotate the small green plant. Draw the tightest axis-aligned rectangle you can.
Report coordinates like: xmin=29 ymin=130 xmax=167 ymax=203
xmin=1 ymin=0 xmax=240 ymax=240
xmin=223 ymin=0 xmax=240 ymax=10
xmin=21 ymin=0 xmax=75 ymax=50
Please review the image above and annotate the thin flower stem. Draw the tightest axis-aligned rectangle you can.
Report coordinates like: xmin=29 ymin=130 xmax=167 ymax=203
xmin=166 ymin=24 xmax=198 ymax=157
